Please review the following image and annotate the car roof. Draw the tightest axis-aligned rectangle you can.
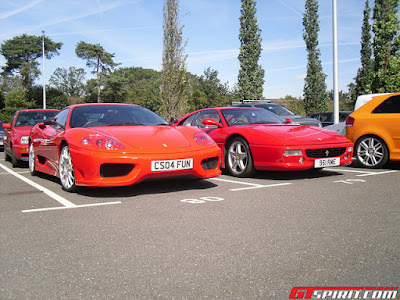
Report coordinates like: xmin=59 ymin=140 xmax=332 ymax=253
xmin=66 ymin=103 xmax=141 ymax=110
xmin=17 ymin=108 xmax=59 ymax=112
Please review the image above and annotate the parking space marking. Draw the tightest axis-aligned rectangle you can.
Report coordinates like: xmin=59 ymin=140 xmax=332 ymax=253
xmin=356 ymin=170 xmax=398 ymax=177
xmin=0 ymin=170 xmax=30 ymax=175
xmin=0 ymin=162 xmax=121 ymax=213
xmin=211 ymin=177 xmax=292 ymax=191
xmin=325 ymin=167 xmax=398 ymax=177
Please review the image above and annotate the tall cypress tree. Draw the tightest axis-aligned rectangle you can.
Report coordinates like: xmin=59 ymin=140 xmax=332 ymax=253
xmin=302 ymin=0 xmax=328 ymax=114
xmin=238 ymin=0 xmax=265 ymax=100
xmin=161 ymin=0 xmax=187 ymax=120
xmin=354 ymin=0 xmax=374 ymax=97
xmin=372 ymin=0 xmax=400 ymax=92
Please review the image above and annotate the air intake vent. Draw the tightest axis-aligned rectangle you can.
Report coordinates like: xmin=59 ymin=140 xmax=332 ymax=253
xmin=201 ymin=157 xmax=219 ymax=170
xmin=306 ymin=147 xmax=346 ymax=158
xmin=100 ymin=164 xmax=134 ymax=177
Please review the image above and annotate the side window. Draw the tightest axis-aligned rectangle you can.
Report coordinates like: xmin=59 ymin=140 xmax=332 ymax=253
xmin=55 ymin=108 xmax=70 ymax=129
xmin=373 ymin=95 xmax=400 ymax=113
xmin=192 ymin=110 xmax=221 ymax=128
xmin=180 ymin=113 xmax=198 ymax=126
xmin=9 ymin=112 xmax=17 ymax=128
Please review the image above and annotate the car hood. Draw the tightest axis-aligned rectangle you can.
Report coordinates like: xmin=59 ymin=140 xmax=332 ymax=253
xmin=91 ymin=126 xmax=193 ymax=150
xmin=9 ymin=126 xmax=33 ymax=137
xmin=250 ymin=124 xmax=350 ymax=146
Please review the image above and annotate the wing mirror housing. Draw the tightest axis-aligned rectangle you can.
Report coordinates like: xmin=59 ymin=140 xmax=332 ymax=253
xmin=169 ymin=116 xmax=179 ymax=125
xmin=43 ymin=117 xmax=56 ymax=125
xmin=202 ymin=118 xmax=223 ymax=128
xmin=2 ymin=123 xmax=11 ymax=129
xmin=284 ymin=118 xmax=293 ymax=124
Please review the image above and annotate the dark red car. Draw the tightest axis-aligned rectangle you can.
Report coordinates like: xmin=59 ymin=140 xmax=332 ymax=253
xmin=174 ymin=107 xmax=354 ymax=177
xmin=2 ymin=109 xmax=59 ymax=167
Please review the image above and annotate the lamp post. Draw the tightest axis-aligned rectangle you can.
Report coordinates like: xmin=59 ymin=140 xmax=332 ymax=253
xmin=332 ymin=0 xmax=339 ymax=124
xmin=42 ymin=30 xmax=46 ymax=109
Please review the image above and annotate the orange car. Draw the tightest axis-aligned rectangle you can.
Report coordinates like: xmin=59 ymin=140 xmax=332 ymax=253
xmin=345 ymin=92 xmax=400 ymax=168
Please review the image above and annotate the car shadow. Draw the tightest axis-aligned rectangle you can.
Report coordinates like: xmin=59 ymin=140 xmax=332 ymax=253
xmin=251 ymin=168 xmax=343 ymax=181
xmin=76 ymin=177 xmax=218 ymax=198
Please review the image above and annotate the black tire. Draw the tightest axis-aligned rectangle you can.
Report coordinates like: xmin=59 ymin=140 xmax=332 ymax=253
xmin=58 ymin=145 xmax=77 ymax=192
xmin=355 ymin=135 xmax=388 ymax=168
xmin=225 ymin=137 xmax=255 ymax=177
xmin=4 ymin=150 xmax=11 ymax=162
xmin=28 ymin=143 xmax=38 ymax=176
xmin=11 ymin=150 xmax=19 ymax=168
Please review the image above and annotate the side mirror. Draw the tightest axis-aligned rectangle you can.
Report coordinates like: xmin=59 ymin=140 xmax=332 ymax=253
xmin=284 ymin=118 xmax=293 ymax=124
xmin=43 ymin=117 xmax=56 ymax=126
xmin=2 ymin=123 xmax=11 ymax=129
xmin=169 ymin=116 xmax=179 ymax=125
xmin=202 ymin=118 xmax=223 ymax=128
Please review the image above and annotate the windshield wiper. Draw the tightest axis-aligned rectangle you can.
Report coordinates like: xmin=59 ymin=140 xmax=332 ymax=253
xmin=250 ymin=121 xmax=277 ymax=124
xmin=107 ymin=122 xmax=143 ymax=126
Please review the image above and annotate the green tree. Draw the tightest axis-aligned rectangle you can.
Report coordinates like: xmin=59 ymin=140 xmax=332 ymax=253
xmin=49 ymin=66 xmax=86 ymax=97
xmin=302 ymin=0 xmax=328 ymax=114
xmin=0 ymin=91 xmax=4 ymax=110
xmin=238 ymin=0 xmax=264 ymax=100
xmin=372 ymin=0 xmax=400 ymax=92
xmin=161 ymin=0 xmax=187 ymax=120
xmin=75 ymin=41 xmax=119 ymax=102
xmin=188 ymin=67 xmax=230 ymax=111
xmin=2 ymin=88 xmax=35 ymax=121
xmin=27 ymin=86 xmax=69 ymax=110
xmin=0 ymin=34 xmax=62 ymax=90
xmin=354 ymin=0 xmax=374 ymax=98
xmin=102 ymin=67 xmax=162 ymax=114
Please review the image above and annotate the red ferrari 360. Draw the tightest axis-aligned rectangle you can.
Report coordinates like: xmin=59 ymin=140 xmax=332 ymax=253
xmin=174 ymin=107 xmax=354 ymax=177
xmin=29 ymin=103 xmax=221 ymax=192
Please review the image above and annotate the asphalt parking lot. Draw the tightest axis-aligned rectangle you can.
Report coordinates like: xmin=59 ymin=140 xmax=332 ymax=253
xmin=1 ymin=157 xmax=399 ymax=299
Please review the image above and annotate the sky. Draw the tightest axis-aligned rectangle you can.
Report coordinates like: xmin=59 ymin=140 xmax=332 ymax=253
xmin=0 ymin=0 xmax=382 ymax=99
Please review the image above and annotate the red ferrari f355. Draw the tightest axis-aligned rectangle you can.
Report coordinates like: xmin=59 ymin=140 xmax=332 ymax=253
xmin=174 ymin=107 xmax=354 ymax=177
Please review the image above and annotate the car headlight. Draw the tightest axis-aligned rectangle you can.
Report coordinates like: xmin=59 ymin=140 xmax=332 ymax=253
xmin=193 ymin=132 xmax=215 ymax=146
xmin=20 ymin=136 xmax=29 ymax=144
xmin=283 ymin=150 xmax=303 ymax=156
xmin=81 ymin=134 xmax=124 ymax=150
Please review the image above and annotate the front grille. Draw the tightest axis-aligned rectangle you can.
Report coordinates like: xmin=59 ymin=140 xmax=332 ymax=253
xmin=306 ymin=147 xmax=346 ymax=158
xmin=201 ymin=157 xmax=219 ymax=170
xmin=100 ymin=163 xmax=134 ymax=178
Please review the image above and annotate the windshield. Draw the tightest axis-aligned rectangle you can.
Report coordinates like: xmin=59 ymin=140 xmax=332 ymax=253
xmin=14 ymin=111 xmax=58 ymax=127
xmin=254 ymin=103 xmax=295 ymax=116
xmin=69 ymin=105 xmax=168 ymax=128
xmin=221 ymin=108 xmax=283 ymax=126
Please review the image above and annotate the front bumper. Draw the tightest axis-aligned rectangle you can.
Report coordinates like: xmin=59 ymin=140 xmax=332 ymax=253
xmin=69 ymin=145 xmax=221 ymax=187
xmin=251 ymin=143 xmax=354 ymax=171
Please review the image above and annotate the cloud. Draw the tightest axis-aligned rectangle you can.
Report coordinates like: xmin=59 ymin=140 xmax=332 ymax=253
xmin=0 ymin=0 xmax=45 ymax=19
xmin=0 ymin=1 xmax=125 ymax=39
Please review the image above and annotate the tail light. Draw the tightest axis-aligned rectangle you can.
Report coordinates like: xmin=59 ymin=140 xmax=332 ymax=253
xmin=345 ymin=116 xmax=355 ymax=127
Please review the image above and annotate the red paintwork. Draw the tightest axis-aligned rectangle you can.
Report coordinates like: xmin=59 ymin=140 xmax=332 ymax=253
xmin=29 ymin=103 xmax=221 ymax=187
xmin=3 ymin=109 xmax=59 ymax=161
xmin=176 ymin=107 xmax=354 ymax=171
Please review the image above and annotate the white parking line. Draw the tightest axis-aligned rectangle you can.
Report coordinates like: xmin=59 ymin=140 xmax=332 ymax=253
xmin=0 ymin=170 xmax=31 ymax=175
xmin=211 ymin=177 xmax=292 ymax=191
xmin=0 ymin=162 xmax=121 ymax=213
xmin=325 ymin=167 xmax=398 ymax=176
xmin=230 ymin=182 xmax=292 ymax=191
xmin=357 ymin=170 xmax=398 ymax=177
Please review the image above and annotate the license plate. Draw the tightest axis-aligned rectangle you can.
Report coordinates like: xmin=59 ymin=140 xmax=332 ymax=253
xmin=314 ymin=157 xmax=340 ymax=168
xmin=151 ymin=158 xmax=193 ymax=172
